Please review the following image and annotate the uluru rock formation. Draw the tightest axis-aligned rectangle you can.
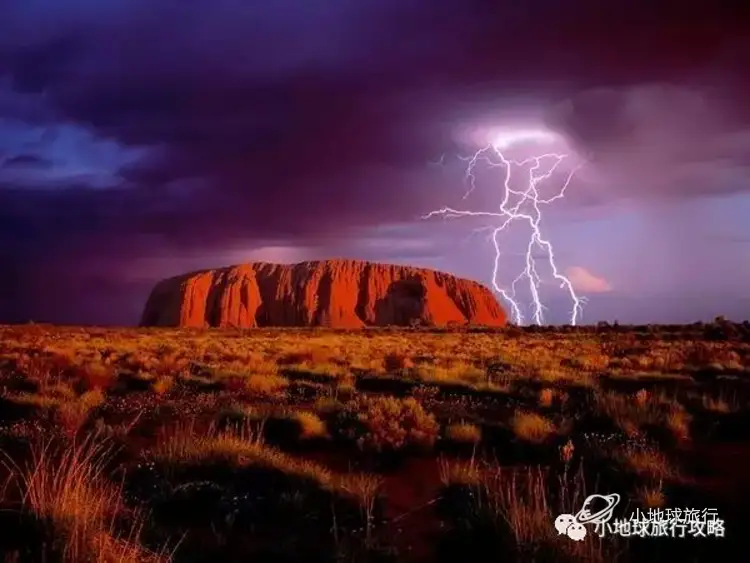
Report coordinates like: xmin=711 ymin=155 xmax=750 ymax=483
xmin=140 ymin=259 xmax=507 ymax=329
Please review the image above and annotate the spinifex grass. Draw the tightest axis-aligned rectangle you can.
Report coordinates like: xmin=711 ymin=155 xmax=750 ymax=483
xmin=2 ymin=434 xmax=169 ymax=563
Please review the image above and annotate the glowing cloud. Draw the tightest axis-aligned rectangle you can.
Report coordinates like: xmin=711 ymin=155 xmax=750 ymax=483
xmin=490 ymin=127 xmax=561 ymax=149
xmin=566 ymin=266 xmax=612 ymax=293
xmin=239 ymin=246 xmax=309 ymax=264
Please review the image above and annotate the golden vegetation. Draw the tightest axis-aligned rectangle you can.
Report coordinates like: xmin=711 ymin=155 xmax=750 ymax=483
xmin=439 ymin=461 xmax=618 ymax=562
xmin=444 ymin=422 xmax=482 ymax=445
xmin=4 ymin=436 xmax=166 ymax=563
xmin=341 ymin=395 xmax=440 ymax=452
xmin=511 ymin=411 xmax=558 ymax=444
xmin=0 ymin=321 xmax=747 ymax=562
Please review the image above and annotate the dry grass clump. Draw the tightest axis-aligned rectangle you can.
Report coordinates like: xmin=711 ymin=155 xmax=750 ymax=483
xmin=3 ymin=388 xmax=105 ymax=438
xmin=334 ymin=378 xmax=356 ymax=400
xmin=292 ymin=411 xmax=328 ymax=439
xmin=276 ymin=347 xmax=333 ymax=367
xmin=340 ymin=395 xmax=440 ymax=453
xmin=215 ymin=402 xmax=266 ymax=428
xmin=42 ymin=384 xmax=78 ymax=401
xmin=4 ymin=392 xmax=65 ymax=411
xmin=510 ymin=411 xmax=557 ymax=444
xmin=635 ymin=483 xmax=666 ymax=509
xmin=243 ymin=373 xmax=289 ymax=396
xmin=444 ymin=422 xmax=482 ymax=445
xmin=612 ymin=442 xmax=678 ymax=482
xmin=314 ymin=396 xmax=345 ymax=415
xmin=440 ymin=461 xmax=617 ymax=562
xmin=150 ymin=422 xmax=378 ymax=507
xmin=150 ymin=376 xmax=175 ymax=396
xmin=438 ymin=457 xmax=482 ymax=486
xmin=664 ymin=406 xmax=692 ymax=441
xmin=56 ymin=389 xmax=106 ymax=438
xmin=594 ymin=390 xmax=692 ymax=441
xmin=537 ymin=388 xmax=554 ymax=407
xmin=151 ymin=422 xmax=265 ymax=469
xmin=699 ymin=391 xmax=740 ymax=414
xmin=382 ymin=352 xmax=414 ymax=372
xmin=414 ymin=363 xmax=486 ymax=387
xmin=2 ymin=436 xmax=166 ymax=563
xmin=77 ymin=363 xmax=118 ymax=392
xmin=594 ymin=391 xmax=661 ymax=436
xmin=218 ymin=406 xmax=329 ymax=441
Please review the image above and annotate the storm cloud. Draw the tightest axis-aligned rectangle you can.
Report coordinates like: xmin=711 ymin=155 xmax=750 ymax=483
xmin=0 ymin=1 xmax=748 ymax=324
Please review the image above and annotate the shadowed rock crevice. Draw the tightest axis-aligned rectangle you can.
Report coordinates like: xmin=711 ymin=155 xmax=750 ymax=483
xmin=206 ymin=270 xmax=232 ymax=327
xmin=253 ymin=264 xmax=282 ymax=326
xmin=354 ymin=262 xmax=373 ymax=325
xmin=374 ymin=278 xmax=427 ymax=326
xmin=140 ymin=259 xmax=507 ymax=328
xmin=314 ymin=267 xmax=335 ymax=327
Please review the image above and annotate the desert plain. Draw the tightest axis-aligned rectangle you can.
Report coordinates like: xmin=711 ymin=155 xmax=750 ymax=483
xmin=0 ymin=320 xmax=749 ymax=562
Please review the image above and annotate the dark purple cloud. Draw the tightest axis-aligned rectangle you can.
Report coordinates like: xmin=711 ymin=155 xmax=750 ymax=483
xmin=0 ymin=1 xmax=748 ymax=324
xmin=1 ymin=153 xmax=53 ymax=168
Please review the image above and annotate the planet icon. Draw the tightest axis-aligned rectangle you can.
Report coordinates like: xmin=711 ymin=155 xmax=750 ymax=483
xmin=575 ymin=493 xmax=620 ymax=524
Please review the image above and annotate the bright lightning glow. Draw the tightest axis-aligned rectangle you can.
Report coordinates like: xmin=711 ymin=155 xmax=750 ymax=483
xmin=490 ymin=128 xmax=559 ymax=149
xmin=423 ymin=133 xmax=586 ymax=326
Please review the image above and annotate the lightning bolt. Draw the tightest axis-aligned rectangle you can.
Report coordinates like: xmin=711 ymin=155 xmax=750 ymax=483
xmin=423 ymin=144 xmax=586 ymax=326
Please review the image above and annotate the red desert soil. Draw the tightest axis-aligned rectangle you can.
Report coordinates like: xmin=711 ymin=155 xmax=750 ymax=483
xmin=670 ymin=441 xmax=750 ymax=555
xmin=300 ymin=451 xmax=444 ymax=562
xmin=684 ymin=443 xmax=750 ymax=514
xmin=379 ymin=457 xmax=444 ymax=562
xmin=140 ymin=259 xmax=507 ymax=329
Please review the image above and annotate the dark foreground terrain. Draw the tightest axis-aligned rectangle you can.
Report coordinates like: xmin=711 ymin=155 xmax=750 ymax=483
xmin=0 ymin=320 xmax=749 ymax=562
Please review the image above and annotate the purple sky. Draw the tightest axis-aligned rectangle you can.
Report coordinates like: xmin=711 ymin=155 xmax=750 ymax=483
xmin=0 ymin=1 xmax=749 ymax=325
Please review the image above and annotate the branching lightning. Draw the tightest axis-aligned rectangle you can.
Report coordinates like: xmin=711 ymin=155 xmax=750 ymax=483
xmin=423 ymin=141 xmax=586 ymax=326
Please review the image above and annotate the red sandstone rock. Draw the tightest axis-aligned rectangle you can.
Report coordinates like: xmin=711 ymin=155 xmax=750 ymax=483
xmin=140 ymin=259 xmax=507 ymax=328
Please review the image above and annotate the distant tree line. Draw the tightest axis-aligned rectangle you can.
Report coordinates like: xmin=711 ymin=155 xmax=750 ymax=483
xmin=389 ymin=316 xmax=750 ymax=342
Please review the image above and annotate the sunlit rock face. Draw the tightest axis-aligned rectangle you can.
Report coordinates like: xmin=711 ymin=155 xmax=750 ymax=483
xmin=140 ymin=259 xmax=507 ymax=328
